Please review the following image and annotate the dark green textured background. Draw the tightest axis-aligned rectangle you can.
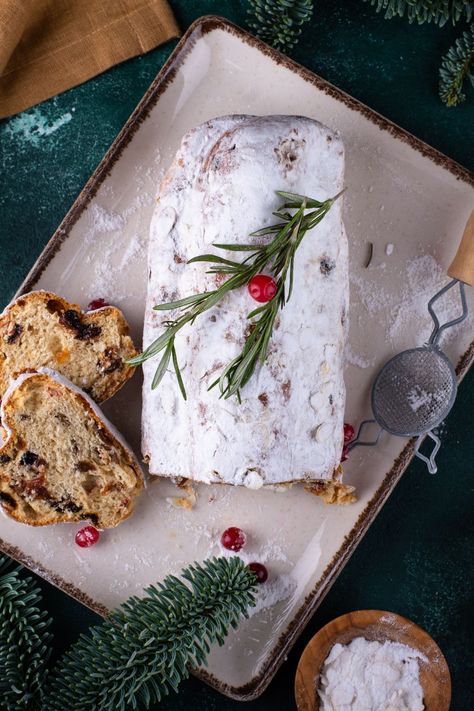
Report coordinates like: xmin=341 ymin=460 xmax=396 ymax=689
xmin=0 ymin=2 xmax=473 ymax=709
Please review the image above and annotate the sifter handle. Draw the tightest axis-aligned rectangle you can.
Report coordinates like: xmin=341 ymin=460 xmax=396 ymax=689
xmin=447 ymin=211 xmax=474 ymax=286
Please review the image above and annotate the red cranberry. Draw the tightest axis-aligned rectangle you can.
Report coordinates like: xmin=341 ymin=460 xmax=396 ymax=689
xmin=87 ymin=298 xmax=109 ymax=311
xmin=221 ymin=527 xmax=247 ymax=552
xmin=248 ymin=275 xmax=277 ymax=303
xmin=343 ymin=423 xmax=355 ymax=444
xmin=248 ymin=562 xmax=268 ymax=583
xmin=341 ymin=445 xmax=350 ymax=463
xmin=75 ymin=526 xmax=100 ymax=547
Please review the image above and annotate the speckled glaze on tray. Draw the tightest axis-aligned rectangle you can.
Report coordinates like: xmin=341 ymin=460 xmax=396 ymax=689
xmin=0 ymin=16 xmax=473 ymax=701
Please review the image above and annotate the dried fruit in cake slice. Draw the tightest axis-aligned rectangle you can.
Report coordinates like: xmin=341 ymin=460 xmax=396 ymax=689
xmin=0 ymin=369 xmax=143 ymax=528
xmin=0 ymin=290 xmax=138 ymax=404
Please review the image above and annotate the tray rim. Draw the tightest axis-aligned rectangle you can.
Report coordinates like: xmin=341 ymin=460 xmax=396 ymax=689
xmin=1 ymin=14 xmax=473 ymax=702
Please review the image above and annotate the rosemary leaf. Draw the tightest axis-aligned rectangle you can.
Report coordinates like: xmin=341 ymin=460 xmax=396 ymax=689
xmin=187 ymin=255 xmax=242 ymax=267
xmin=212 ymin=243 xmax=262 ymax=251
xmin=272 ymin=210 xmax=293 ymax=220
xmin=218 ymin=355 xmax=242 ymax=396
xmin=142 ymin=322 xmax=185 ymax=359
xmin=287 ymin=254 xmax=295 ymax=302
xmin=258 ymin=309 xmax=277 ymax=364
xmin=172 ymin=344 xmax=187 ymax=400
xmin=223 ymin=340 xmax=261 ymax=398
xmin=207 ymin=376 xmax=220 ymax=392
xmin=152 ymin=339 xmax=174 ymax=389
xmin=249 ymin=223 xmax=285 ymax=236
xmin=247 ymin=304 xmax=270 ymax=319
xmin=153 ymin=293 xmax=209 ymax=311
xmin=207 ymin=266 xmax=242 ymax=275
xmin=276 ymin=190 xmax=325 ymax=207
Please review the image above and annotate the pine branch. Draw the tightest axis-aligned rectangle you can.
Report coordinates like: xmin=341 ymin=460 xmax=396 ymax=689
xmin=43 ymin=557 xmax=258 ymax=711
xmin=247 ymin=0 xmax=314 ymax=51
xmin=365 ymin=0 xmax=473 ymax=26
xmin=0 ymin=554 xmax=53 ymax=711
xmin=439 ymin=24 xmax=474 ymax=104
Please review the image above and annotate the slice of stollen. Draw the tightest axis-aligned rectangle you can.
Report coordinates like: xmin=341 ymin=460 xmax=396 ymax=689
xmin=0 ymin=290 xmax=137 ymax=404
xmin=0 ymin=369 xmax=143 ymax=528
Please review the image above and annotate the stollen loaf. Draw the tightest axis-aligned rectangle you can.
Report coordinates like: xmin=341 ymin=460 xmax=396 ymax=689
xmin=142 ymin=115 xmax=352 ymax=501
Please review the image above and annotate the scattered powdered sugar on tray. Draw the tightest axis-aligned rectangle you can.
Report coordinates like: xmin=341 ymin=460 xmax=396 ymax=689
xmin=87 ymin=203 xmax=126 ymax=233
xmin=77 ymin=148 xmax=166 ymax=307
xmin=139 ymin=147 xmax=164 ymax=184
xmin=345 ymin=343 xmax=375 ymax=369
xmin=351 ymin=253 xmax=472 ymax=347
xmin=219 ymin=541 xmax=290 ymax=566
xmin=168 ymin=516 xmax=290 ymax=566
xmin=80 ymin=198 xmax=150 ymax=304
xmin=247 ymin=573 xmax=296 ymax=616
xmin=389 ymin=255 xmax=465 ymax=344
xmin=83 ymin=231 xmax=147 ymax=303
xmin=350 ymin=267 xmax=393 ymax=316
xmin=121 ymin=232 xmax=147 ymax=265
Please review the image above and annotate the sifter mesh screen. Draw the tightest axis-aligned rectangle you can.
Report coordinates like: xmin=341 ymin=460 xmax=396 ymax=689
xmin=371 ymin=347 xmax=457 ymax=437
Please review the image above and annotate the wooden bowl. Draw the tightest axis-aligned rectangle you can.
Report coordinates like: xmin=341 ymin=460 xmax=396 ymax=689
xmin=295 ymin=610 xmax=451 ymax=711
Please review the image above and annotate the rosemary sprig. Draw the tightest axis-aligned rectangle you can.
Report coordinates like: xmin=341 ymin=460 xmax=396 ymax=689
xmin=128 ymin=190 xmax=343 ymax=399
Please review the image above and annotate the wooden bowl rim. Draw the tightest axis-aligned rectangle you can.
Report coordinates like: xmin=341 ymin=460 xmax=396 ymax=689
xmin=294 ymin=609 xmax=451 ymax=711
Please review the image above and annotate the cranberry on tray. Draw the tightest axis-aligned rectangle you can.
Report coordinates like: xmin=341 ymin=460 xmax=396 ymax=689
xmin=343 ymin=422 xmax=355 ymax=443
xmin=75 ymin=526 xmax=100 ymax=548
xmin=341 ymin=422 xmax=355 ymax=462
xmin=87 ymin=298 xmax=109 ymax=311
xmin=248 ymin=562 xmax=268 ymax=583
xmin=221 ymin=526 xmax=247 ymax=552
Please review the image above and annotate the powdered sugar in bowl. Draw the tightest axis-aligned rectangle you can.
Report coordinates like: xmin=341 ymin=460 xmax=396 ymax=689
xmin=294 ymin=610 xmax=451 ymax=711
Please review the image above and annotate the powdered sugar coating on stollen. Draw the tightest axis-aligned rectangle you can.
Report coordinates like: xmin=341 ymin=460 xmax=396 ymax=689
xmin=142 ymin=115 xmax=348 ymax=486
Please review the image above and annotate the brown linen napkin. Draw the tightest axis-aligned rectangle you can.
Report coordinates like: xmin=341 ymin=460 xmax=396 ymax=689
xmin=0 ymin=0 xmax=180 ymax=119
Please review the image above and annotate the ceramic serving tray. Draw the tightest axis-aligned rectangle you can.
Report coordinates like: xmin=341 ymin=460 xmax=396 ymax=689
xmin=1 ymin=16 xmax=473 ymax=701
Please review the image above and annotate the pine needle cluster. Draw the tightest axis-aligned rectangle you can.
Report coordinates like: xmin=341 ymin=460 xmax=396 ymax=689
xmin=439 ymin=24 xmax=474 ymax=104
xmin=0 ymin=555 xmax=53 ymax=710
xmin=247 ymin=0 xmax=314 ymax=51
xmin=0 ymin=554 xmax=258 ymax=711
xmin=43 ymin=557 xmax=257 ymax=710
xmin=366 ymin=0 xmax=472 ymax=26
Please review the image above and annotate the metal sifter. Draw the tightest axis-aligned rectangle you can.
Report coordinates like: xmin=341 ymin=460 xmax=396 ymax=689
xmin=349 ymin=211 xmax=474 ymax=473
